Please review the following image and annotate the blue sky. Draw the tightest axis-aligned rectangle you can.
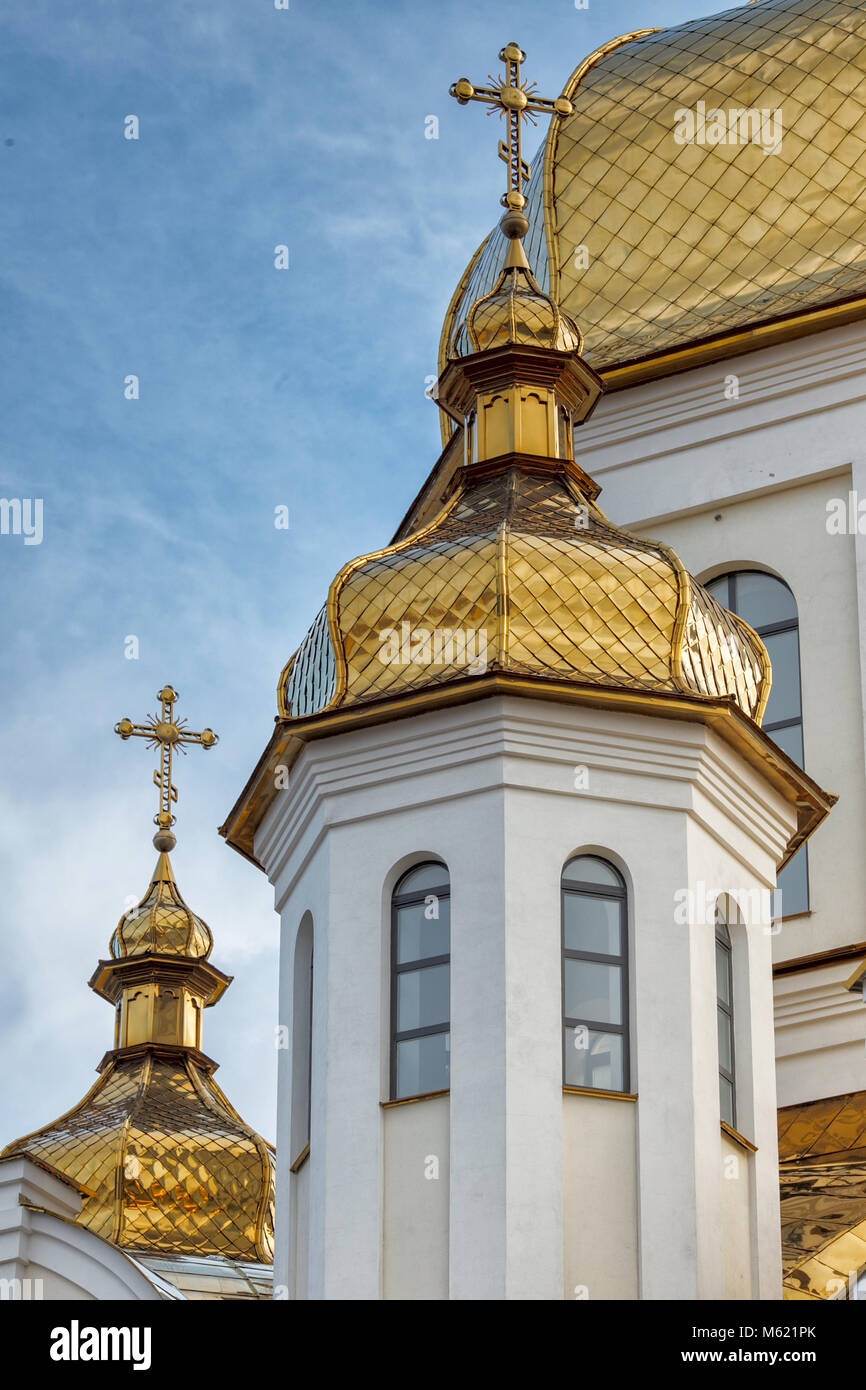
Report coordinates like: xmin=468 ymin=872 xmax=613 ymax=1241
xmin=0 ymin=0 xmax=725 ymax=1144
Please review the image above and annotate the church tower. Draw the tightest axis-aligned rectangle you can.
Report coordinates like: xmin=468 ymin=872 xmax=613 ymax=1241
xmin=222 ymin=44 xmax=834 ymax=1300
xmin=2 ymin=687 xmax=275 ymax=1300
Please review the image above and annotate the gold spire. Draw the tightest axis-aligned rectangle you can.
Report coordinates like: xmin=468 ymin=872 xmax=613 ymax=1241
xmin=115 ymin=685 xmax=218 ymax=853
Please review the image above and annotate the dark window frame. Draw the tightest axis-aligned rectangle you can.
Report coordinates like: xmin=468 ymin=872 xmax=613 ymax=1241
xmin=561 ymin=856 xmax=630 ymax=1094
xmin=715 ymin=915 xmax=736 ymax=1129
xmin=390 ymin=861 xmax=450 ymax=1101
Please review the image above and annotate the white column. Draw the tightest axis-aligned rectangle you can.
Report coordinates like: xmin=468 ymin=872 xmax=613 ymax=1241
xmin=502 ymin=785 xmax=564 ymax=1299
xmin=634 ymin=828 xmax=706 ymax=1299
xmin=449 ymin=786 xmax=508 ymax=1298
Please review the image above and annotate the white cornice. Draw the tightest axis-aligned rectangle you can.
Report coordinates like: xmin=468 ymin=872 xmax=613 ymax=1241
xmin=257 ymin=696 xmax=795 ymax=903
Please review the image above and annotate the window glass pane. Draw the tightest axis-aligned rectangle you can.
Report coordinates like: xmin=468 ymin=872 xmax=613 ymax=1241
xmin=564 ymin=959 xmax=622 ymax=1025
xmin=761 ymin=630 xmax=801 ymax=725
xmin=396 ymin=899 xmax=450 ymax=964
xmin=769 ymin=721 xmax=803 ymax=767
xmin=565 ymin=1026 xmax=624 ymax=1092
xmin=395 ymin=863 xmax=449 ymax=897
xmin=715 ymin=941 xmax=731 ymax=1005
xmin=734 ymin=572 xmax=797 ymax=629
xmin=562 ymin=856 xmax=623 ymax=890
xmin=719 ymin=1073 xmax=734 ymax=1127
xmin=397 ymin=963 xmax=449 ymax=1032
xmin=396 ymin=1031 xmax=449 ymax=1099
xmin=717 ymin=1009 xmax=733 ymax=1072
xmin=703 ymin=575 xmax=730 ymax=608
xmin=776 ymin=848 xmax=809 ymax=917
xmin=563 ymin=893 xmax=621 ymax=956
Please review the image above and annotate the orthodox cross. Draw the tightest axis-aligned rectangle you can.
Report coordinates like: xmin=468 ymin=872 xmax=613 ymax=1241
xmin=450 ymin=43 xmax=574 ymax=216
xmin=115 ymin=686 xmax=218 ymax=850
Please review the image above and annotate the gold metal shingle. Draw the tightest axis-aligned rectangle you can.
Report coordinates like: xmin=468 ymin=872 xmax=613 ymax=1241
xmin=440 ymin=0 xmax=866 ymax=383
xmin=1 ymin=1055 xmax=275 ymax=1262
xmin=280 ymin=469 xmax=770 ymax=723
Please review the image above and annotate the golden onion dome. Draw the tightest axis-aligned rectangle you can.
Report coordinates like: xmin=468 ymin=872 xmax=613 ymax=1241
xmin=110 ymin=852 xmax=212 ymax=960
xmin=1 ymin=847 xmax=275 ymax=1271
xmin=440 ymin=0 xmax=866 ymax=401
xmin=451 ymin=238 xmax=583 ymax=358
xmin=279 ymin=465 xmax=771 ymax=724
xmin=1 ymin=1052 xmax=275 ymax=1264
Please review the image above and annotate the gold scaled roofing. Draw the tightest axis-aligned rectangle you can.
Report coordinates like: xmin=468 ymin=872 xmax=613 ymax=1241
xmin=279 ymin=467 xmax=771 ymax=723
xmin=441 ymin=0 xmax=866 ymax=387
xmin=451 ymin=243 xmax=583 ymax=358
xmin=779 ymin=1089 xmax=866 ymax=1299
xmin=1 ymin=1053 xmax=275 ymax=1262
xmin=110 ymin=852 xmax=212 ymax=960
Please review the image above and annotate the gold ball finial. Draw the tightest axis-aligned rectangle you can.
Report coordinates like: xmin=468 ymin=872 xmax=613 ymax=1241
xmin=153 ymin=828 xmax=177 ymax=852
xmin=115 ymin=718 xmax=134 ymax=740
xmin=158 ymin=685 xmax=178 ymax=704
xmin=554 ymin=97 xmax=574 ymax=116
xmin=200 ymin=728 xmax=218 ymax=749
xmin=452 ymin=78 xmax=475 ymax=104
xmin=500 ymin=43 xmax=526 ymax=63
xmin=499 ymin=208 xmax=530 ymax=239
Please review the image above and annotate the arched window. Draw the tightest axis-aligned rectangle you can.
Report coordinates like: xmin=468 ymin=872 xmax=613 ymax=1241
xmin=290 ymin=914 xmax=314 ymax=1163
xmin=715 ymin=908 xmax=736 ymax=1128
xmin=391 ymin=862 xmax=450 ymax=1100
xmin=561 ymin=855 xmax=629 ymax=1093
xmin=704 ymin=570 xmax=808 ymax=915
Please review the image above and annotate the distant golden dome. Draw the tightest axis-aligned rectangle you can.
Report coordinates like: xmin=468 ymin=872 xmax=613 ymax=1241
xmin=451 ymin=238 xmax=583 ymax=358
xmin=1 ymin=1052 xmax=275 ymax=1263
xmin=279 ymin=465 xmax=770 ymax=724
xmin=110 ymin=852 xmax=212 ymax=960
xmin=441 ymin=0 xmax=866 ymax=392
xmin=1 ymin=849 xmax=275 ymax=1271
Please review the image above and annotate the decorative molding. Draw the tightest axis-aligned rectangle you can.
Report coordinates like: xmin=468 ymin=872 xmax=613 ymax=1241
xmin=775 ymin=942 xmax=866 ymax=977
xmin=721 ymin=1120 xmax=757 ymax=1154
xmin=380 ymin=1089 xmax=450 ymax=1110
xmin=563 ymin=1085 xmax=638 ymax=1103
xmin=289 ymin=1143 xmax=310 ymax=1174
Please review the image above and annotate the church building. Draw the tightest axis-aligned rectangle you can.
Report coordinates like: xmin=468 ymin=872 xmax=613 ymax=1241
xmin=4 ymin=0 xmax=866 ymax=1303
xmin=223 ymin=0 xmax=862 ymax=1301
xmin=1 ymin=689 xmax=276 ymax=1300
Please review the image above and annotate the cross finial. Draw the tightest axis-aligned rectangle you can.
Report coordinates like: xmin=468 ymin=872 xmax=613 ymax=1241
xmin=115 ymin=686 xmax=218 ymax=852
xmin=450 ymin=43 xmax=573 ymax=239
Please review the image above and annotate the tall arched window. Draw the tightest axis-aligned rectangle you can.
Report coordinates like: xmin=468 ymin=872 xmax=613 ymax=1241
xmin=704 ymin=570 xmax=808 ymax=915
xmin=561 ymin=855 xmax=629 ymax=1093
xmin=391 ymin=862 xmax=450 ymax=1100
xmin=291 ymin=913 xmax=314 ymax=1164
xmin=715 ymin=908 xmax=736 ymax=1128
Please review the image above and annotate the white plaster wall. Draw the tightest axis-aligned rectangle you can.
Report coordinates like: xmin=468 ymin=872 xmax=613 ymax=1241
xmin=628 ymin=477 xmax=863 ymax=968
xmin=292 ymin=1157 xmax=309 ymax=1301
xmin=682 ymin=819 xmax=782 ymax=1300
xmin=573 ymin=327 xmax=866 ymax=1114
xmin=257 ymin=695 xmax=794 ymax=1300
xmin=775 ymin=961 xmax=866 ymax=1106
xmin=721 ymin=1133 xmax=753 ymax=1301
xmin=0 ymin=1158 xmax=164 ymax=1301
xmin=383 ymin=1095 xmax=449 ymax=1300
xmin=562 ymin=1093 xmax=638 ymax=1300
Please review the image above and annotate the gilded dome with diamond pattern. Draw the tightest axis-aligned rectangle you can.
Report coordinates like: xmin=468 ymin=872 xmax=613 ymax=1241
xmin=1 ymin=852 xmax=275 ymax=1274
xmin=441 ymin=0 xmax=866 ymax=402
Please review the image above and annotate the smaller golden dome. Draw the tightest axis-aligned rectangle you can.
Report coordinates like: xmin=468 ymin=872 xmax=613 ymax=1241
xmin=110 ymin=853 xmax=212 ymax=961
xmin=451 ymin=236 xmax=583 ymax=358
